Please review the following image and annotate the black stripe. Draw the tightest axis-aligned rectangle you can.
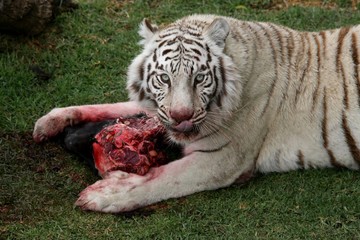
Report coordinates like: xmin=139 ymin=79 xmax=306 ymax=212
xmin=341 ymin=67 xmax=350 ymax=110
xmin=138 ymin=88 xmax=145 ymax=101
xmin=202 ymin=77 xmax=213 ymax=88
xmin=279 ymin=29 xmax=295 ymax=110
xmin=183 ymin=39 xmax=193 ymax=44
xmin=337 ymin=28 xmax=351 ymax=109
xmin=160 ymin=32 xmax=179 ymax=38
xmin=194 ymin=40 xmax=204 ymax=48
xmin=287 ymin=30 xmax=294 ymax=59
xmin=162 ymin=49 xmax=172 ymax=56
xmin=268 ymin=23 xmax=285 ymax=63
xmin=138 ymin=60 xmax=145 ymax=81
xmin=191 ymin=48 xmax=202 ymax=56
xmin=194 ymin=141 xmax=230 ymax=153
xmin=322 ymin=88 xmax=345 ymax=168
xmin=189 ymin=65 xmax=194 ymax=75
xmin=195 ymin=128 xmax=220 ymax=141
xmin=245 ymin=22 xmax=263 ymax=47
xmin=158 ymin=40 xmax=167 ymax=48
xmin=336 ymin=27 xmax=350 ymax=73
xmin=146 ymin=71 xmax=156 ymax=86
xmin=192 ymin=112 xmax=206 ymax=124
xmin=351 ymin=33 xmax=360 ymax=108
xmin=157 ymin=108 xmax=168 ymax=121
xmin=342 ymin=111 xmax=360 ymax=167
xmin=255 ymin=23 xmax=278 ymax=116
xmin=186 ymin=30 xmax=201 ymax=37
xmin=130 ymin=82 xmax=141 ymax=93
xmin=184 ymin=24 xmax=199 ymax=32
xmin=295 ymin=33 xmax=312 ymax=104
xmin=144 ymin=19 xmax=156 ymax=33
xmin=312 ymin=34 xmax=322 ymax=112
xmin=320 ymin=31 xmax=327 ymax=57
xmin=205 ymin=44 xmax=212 ymax=63
xmin=297 ymin=150 xmax=305 ymax=169
xmin=212 ymin=66 xmax=221 ymax=107
xmin=157 ymin=64 xmax=164 ymax=71
xmin=183 ymin=53 xmax=199 ymax=62
xmin=151 ymin=78 xmax=161 ymax=90
xmin=152 ymin=50 xmax=157 ymax=62
xmin=172 ymin=61 xmax=180 ymax=74
xmin=254 ymin=130 xmax=269 ymax=166
xmin=166 ymin=39 xmax=177 ymax=46
xmin=219 ymin=57 xmax=227 ymax=96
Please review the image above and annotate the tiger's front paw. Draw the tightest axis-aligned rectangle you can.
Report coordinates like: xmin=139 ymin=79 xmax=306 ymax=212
xmin=75 ymin=171 xmax=148 ymax=213
xmin=33 ymin=107 xmax=80 ymax=143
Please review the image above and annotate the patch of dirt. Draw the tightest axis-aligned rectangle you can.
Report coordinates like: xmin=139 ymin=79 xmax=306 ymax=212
xmin=0 ymin=132 xmax=97 ymax=225
xmin=0 ymin=132 xmax=70 ymax=171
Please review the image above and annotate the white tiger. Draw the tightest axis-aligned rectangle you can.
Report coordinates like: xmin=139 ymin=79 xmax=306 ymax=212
xmin=33 ymin=14 xmax=360 ymax=213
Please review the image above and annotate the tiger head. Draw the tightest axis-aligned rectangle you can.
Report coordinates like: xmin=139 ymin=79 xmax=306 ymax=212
xmin=127 ymin=16 xmax=241 ymax=144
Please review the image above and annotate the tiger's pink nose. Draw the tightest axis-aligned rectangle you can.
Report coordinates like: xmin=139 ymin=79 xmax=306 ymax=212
xmin=170 ymin=108 xmax=194 ymax=123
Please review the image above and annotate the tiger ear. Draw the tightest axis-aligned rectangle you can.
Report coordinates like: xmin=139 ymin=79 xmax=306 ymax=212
xmin=205 ymin=18 xmax=230 ymax=50
xmin=138 ymin=18 xmax=158 ymax=45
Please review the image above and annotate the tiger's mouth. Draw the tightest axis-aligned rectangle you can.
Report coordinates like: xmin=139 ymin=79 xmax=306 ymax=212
xmin=165 ymin=120 xmax=200 ymax=142
xmin=171 ymin=120 xmax=194 ymax=133
xmin=156 ymin=109 xmax=205 ymax=142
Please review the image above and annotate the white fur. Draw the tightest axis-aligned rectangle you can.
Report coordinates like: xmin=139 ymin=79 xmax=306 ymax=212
xmin=33 ymin=15 xmax=360 ymax=212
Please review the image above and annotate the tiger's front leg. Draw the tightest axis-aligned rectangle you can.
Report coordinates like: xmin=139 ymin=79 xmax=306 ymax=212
xmin=75 ymin=145 xmax=251 ymax=213
xmin=33 ymin=101 xmax=151 ymax=142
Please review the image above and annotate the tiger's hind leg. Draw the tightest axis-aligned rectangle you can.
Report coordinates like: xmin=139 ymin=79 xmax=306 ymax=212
xmin=33 ymin=101 xmax=151 ymax=142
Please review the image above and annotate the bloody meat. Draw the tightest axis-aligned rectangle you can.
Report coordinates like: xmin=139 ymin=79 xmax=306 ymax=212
xmin=93 ymin=115 xmax=170 ymax=176
xmin=61 ymin=113 xmax=180 ymax=176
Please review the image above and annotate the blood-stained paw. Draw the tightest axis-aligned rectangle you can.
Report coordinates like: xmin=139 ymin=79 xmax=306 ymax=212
xmin=33 ymin=107 xmax=81 ymax=142
xmin=75 ymin=172 xmax=148 ymax=213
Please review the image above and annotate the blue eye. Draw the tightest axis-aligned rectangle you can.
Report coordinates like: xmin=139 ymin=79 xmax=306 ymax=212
xmin=160 ymin=74 xmax=170 ymax=82
xmin=195 ymin=74 xmax=205 ymax=83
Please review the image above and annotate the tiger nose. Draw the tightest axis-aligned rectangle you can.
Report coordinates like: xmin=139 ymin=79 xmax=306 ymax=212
xmin=170 ymin=108 xmax=194 ymax=123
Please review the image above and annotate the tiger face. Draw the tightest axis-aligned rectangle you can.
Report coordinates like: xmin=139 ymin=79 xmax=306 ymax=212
xmin=127 ymin=17 xmax=240 ymax=144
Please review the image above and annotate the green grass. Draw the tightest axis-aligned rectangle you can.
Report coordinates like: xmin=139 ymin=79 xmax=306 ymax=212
xmin=1 ymin=0 xmax=360 ymax=239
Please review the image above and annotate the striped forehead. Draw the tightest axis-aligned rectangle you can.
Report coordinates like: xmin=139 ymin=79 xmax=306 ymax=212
xmin=154 ymin=35 xmax=207 ymax=73
xmin=159 ymin=37 xmax=204 ymax=56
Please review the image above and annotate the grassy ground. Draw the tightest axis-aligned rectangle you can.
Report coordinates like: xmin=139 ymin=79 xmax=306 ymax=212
xmin=1 ymin=0 xmax=360 ymax=239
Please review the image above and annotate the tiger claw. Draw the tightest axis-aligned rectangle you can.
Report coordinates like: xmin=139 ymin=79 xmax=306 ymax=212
xmin=33 ymin=124 xmax=48 ymax=143
xmin=33 ymin=132 xmax=48 ymax=143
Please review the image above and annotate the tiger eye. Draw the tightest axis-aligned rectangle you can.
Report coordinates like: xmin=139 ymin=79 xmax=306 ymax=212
xmin=160 ymin=74 xmax=170 ymax=82
xmin=195 ymin=74 xmax=205 ymax=83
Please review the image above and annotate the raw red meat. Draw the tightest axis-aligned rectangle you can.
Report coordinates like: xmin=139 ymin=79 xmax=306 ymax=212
xmin=93 ymin=115 xmax=171 ymax=176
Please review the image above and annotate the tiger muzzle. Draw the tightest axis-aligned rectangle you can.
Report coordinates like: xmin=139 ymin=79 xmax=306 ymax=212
xmin=169 ymin=108 xmax=195 ymax=132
